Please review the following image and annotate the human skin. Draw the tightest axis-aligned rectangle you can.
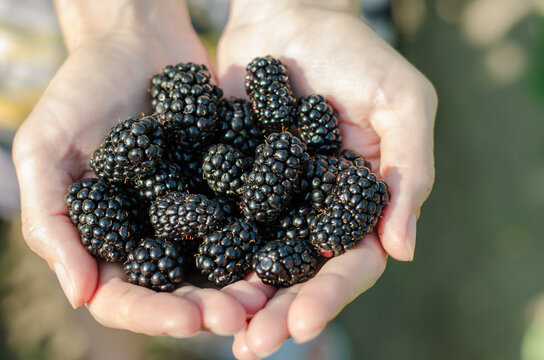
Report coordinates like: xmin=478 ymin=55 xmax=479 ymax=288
xmin=12 ymin=0 xmax=437 ymax=356
xmin=217 ymin=1 xmax=437 ymax=358
xmin=11 ymin=0 xmax=271 ymax=338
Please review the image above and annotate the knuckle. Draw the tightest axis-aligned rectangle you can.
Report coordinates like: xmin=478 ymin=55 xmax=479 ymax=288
xmin=20 ymin=219 xmax=43 ymax=255
xmin=419 ymin=167 xmax=436 ymax=197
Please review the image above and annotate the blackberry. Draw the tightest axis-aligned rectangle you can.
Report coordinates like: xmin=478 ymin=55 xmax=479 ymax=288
xmin=65 ymin=178 xmax=137 ymax=262
xmin=196 ymin=219 xmax=262 ymax=286
xmin=252 ymin=238 xmax=318 ymax=287
xmin=309 ymin=166 xmax=389 ymax=257
xmin=331 ymin=166 xmax=389 ymax=224
xmin=295 ymin=95 xmax=342 ymax=154
xmin=217 ymin=98 xmax=262 ymax=155
xmin=90 ymin=115 xmax=164 ymax=182
xmin=272 ymin=202 xmax=315 ymax=242
xmin=245 ymin=56 xmax=295 ymax=131
xmin=149 ymin=192 xmax=225 ymax=240
xmin=299 ymin=150 xmax=371 ymax=210
xmin=210 ymin=197 xmax=240 ymax=223
xmin=150 ymin=62 xmax=222 ymax=151
xmin=166 ymin=142 xmax=208 ymax=193
xmin=241 ymin=131 xmax=309 ymax=222
xmin=134 ymin=161 xmax=186 ymax=200
xmin=124 ymin=238 xmax=185 ymax=292
xmin=309 ymin=202 xmax=365 ymax=257
xmin=110 ymin=182 xmax=153 ymax=237
xmin=202 ymin=144 xmax=250 ymax=198
xmin=340 ymin=149 xmax=372 ymax=170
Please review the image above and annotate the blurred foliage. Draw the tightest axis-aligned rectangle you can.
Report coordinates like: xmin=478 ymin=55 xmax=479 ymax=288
xmin=0 ymin=221 xmax=16 ymax=360
xmin=528 ymin=15 xmax=544 ymax=99
xmin=337 ymin=2 xmax=544 ymax=360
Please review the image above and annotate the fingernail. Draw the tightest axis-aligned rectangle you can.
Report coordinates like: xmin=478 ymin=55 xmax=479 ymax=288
xmin=406 ymin=214 xmax=417 ymax=261
xmin=54 ymin=262 xmax=76 ymax=308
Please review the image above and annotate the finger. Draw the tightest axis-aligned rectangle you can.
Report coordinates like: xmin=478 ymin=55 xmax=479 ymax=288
xmin=221 ymin=272 xmax=277 ymax=316
xmin=288 ymin=235 xmax=386 ymax=343
xmin=13 ymin=151 xmax=97 ymax=308
xmin=87 ymin=263 xmax=201 ymax=338
xmin=245 ymin=288 xmax=298 ymax=357
xmin=370 ymin=79 xmax=437 ymax=261
xmin=174 ymin=285 xmax=247 ymax=335
xmin=232 ymin=329 xmax=260 ymax=360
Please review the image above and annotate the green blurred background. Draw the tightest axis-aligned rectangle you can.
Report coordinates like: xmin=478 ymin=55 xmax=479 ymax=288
xmin=1 ymin=0 xmax=543 ymax=359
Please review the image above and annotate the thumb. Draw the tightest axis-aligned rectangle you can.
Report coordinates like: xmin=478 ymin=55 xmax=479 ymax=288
xmin=371 ymin=81 xmax=436 ymax=261
xmin=14 ymin=140 xmax=98 ymax=307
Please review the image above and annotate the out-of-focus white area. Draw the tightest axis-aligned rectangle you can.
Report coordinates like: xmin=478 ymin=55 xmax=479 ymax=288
xmin=0 ymin=0 xmax=63 ymax=218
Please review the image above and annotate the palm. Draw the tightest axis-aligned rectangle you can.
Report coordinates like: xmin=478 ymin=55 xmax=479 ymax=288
xmin=14 ymin=34 xmax=262 ymax=337
xmin=218 ymin=8 xmax=394 ymax=166
xmin=217 ymin=6 xmax=436 ymax=358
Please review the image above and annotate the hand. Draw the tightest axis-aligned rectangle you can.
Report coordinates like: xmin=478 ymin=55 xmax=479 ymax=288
xmin=217 ymin=1 xmax=437 ymax=358
xmin=12 ymin=1 xmax=267 ymax=338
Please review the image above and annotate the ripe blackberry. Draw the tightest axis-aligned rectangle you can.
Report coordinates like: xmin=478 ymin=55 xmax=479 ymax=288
xmin=210 ymin=197 xmax=240 ymax=223
xmin=196 ymin=219 xmax=262 ymax=286
xmin=272 ymin=202 xmax=315 ymax=242
xmin=331 ymin=166 xmax=390 ymax=224
xmin=110 ymin=182 xmax=153 ymax=237
xmin=309 ymin=166 xmax=389 ymax=257
xmin=217 ymin=98 xmax=262 ymax=155
xmin=252 ymin=238 xmax=318 ymax=287
xmin=340 ymin=149 xmax=372 ymax=170
xmin=245 ymin=56 xmax=295 ymax=131
xmin=299 ymin=150 xmax=372 ymax=210
xmin=166 ymin=142 xmax=208 ymax=193
xmin=65 ymin=178 xmax=137 ymax=262
xmin=241 ymin=131 xmax=309 ymax=222
xmin=134 ymin=161 xmax=186 ymax=200
xmin=124 ymin=238 xmax=185 ymax=292
xmin=309 ymin=202 xmax=365 ymax=257
xmin=150 ymin=62 xmax=222 ymax=151
xmin=295 ymin=95 xmax=342 ymax=154
xmin=202 ymin=144 xmax=250 ymax=198
xmin=149 ymin=192 xmax=225 ymax=240
xmin=90 ymin=115 xmax=164 ymax=182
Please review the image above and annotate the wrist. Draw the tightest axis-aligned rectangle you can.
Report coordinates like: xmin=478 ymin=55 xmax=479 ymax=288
xmin=54 ymin=0 xmax=195 ymax=52
xmin=229 ymin=0 xmax=356 ymax=25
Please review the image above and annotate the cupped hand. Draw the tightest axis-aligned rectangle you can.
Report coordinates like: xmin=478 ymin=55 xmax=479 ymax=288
xmin=11 ymin=28 xmax=267 ymax=337
xmin=217 ymin=2 xmax=437 ymax=358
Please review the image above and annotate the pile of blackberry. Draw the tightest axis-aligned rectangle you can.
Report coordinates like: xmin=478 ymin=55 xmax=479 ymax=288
xmin=65 ymin=56 xmax=389 ymax=291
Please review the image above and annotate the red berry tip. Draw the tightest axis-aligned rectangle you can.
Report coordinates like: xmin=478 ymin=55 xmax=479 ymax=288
xmin=320 ymin=249 xmax=334 ymax=258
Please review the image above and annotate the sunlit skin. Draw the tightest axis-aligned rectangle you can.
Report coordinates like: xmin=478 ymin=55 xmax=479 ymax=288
xmin=217 ymin=2 xmax=437 ymax=358
xmin=12 ymin=0 xmax=436 ymax=358
xmin=12 ymin=1 xmax=266 ymax=338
